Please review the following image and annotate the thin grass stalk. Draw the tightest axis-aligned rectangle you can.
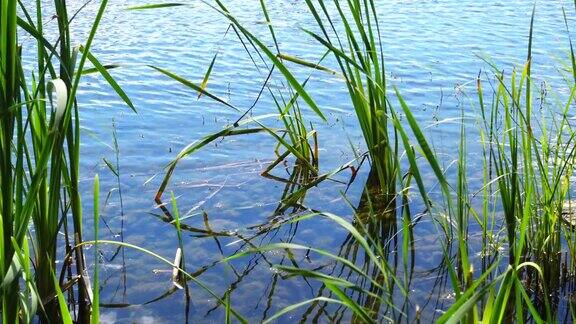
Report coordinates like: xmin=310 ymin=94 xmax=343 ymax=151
xmin=91 ymin=174 xmax=100 ymax=324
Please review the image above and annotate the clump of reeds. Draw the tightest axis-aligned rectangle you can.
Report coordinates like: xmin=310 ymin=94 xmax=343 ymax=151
xmin=117 ymin=0 xmax=576 ymax=322
xmin=302 ymin=0 xmax=398 ymax=203
xmin=390 ymin=5 xmax=576 ymax=322
xmin=0 ymin=0 xmax=137 ymax=321
xmin=215 ymin=2 xmax=576 ymax=323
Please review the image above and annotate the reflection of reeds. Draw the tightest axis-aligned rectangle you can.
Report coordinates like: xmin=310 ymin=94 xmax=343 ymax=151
xmin=293 ymin=171 xmax=417 ymax=322
xmin=344 ymin=174 xmax=400 ymax=321
xmin=145 ymin=175 xmax=307 ymax=321
xmin=263 ymin=162 xmax=317 ymax=215
xmin=218 ymin=170 xmax=414 ymax=322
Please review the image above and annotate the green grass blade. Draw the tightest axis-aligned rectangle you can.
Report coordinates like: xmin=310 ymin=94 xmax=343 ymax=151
xmin=80 ymin=46 xmax=135 ymax=112
xmin=127 ymin=3 xmax=186 ymax=10
xmin=198 ymin=52 xmax=218 ymax=99
xmin=82 ymin=64 xmax=119 ymax=75
xmin=52 ymin=274 xmax=72 ymax=324
xmin=324 ymin=282 xmax=374 ymax=324
xmin=213 ymin=0 xmax=326 ymax=121
xmin=150 ymin=65 xmax=238 ymax=111
xmin=91 ymin=174 xmax=100 ymax=324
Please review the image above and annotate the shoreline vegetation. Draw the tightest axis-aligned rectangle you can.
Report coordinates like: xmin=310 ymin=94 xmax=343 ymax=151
xmin=2 ymin=0 xmax=576 ymax=322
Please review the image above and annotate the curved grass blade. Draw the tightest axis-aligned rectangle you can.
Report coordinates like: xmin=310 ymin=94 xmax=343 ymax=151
xmin=47 ymin=79 xmax=68 ymax=127
xmin=222 ymin=242 xmax=384 ymax=290
xmin=82 ymin=64 xmax=119 ymax=75
xmin=562 ymin=7 xmax=576 ymax=84
xmin=80 ymin=46 xmax=135 ymax=112
xmin=127 ymin=3 xmax=186 ymax=10
xmin=278 ymin=53 xmax=340 ymax=76
xmin=16 ymin=17 xmax=62 ymax=63
xmin=324 ymin=282 xmax=374 ymax=324
xmin=156 ymin=114 xmax=278 ymax=202
xmin=394 ymin=87 xmax=453 ymax=212
xmin=437 ymin=261 xmax=501 ymax=324
xmin=213 ymin=0 xmax=326 ymax=121
xmin=0 ymin=255 xmax=22 ymax=290
xmin=150 ymin=65 xmax=238 ymax=111
xmin=301 ymin=29 xmax=366 ymax=74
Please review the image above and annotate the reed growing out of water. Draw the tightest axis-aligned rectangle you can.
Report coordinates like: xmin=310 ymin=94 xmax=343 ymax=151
xmin=1 ymin=2 xmax=28 ymax=321
xmin=225 ymin=0 xmax=399 ymax=203
xmin=0 ymin=0 xmax=139 ymax=321
xmin=4 ymin=1 xmax=234 ymax=322
xmin=303 ymin=0 xmax=398 ymax=203
xmin=435 ymin=7 xmax=576 ymax=321
xmin=330 ymin=5 xmax=576 ymax=322
xmin=0 ymin=1 xmax=93 ymax=323
xmin=238 ymin=0 xmax=399 ymax=209
xmin=68 ymin=0 xmax=576 ymax=322
xmin=207 ymin=1 xmax=576 ymax=322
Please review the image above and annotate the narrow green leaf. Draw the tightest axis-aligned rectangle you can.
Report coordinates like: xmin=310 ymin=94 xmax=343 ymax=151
xmin=53 ymin=274 xmax=73 ymax=324
xmin=103 ymin=158 xmax=118 ymax=177
xmin=278 ymin=53 xmax=339 ymax=76
xmin=127 ymin=3 xmax=186 ymax=10
xmin=82 ymin=64 xmax=119 ymax=75
xmin=198 ymin=52 xmax=218 ymax=99
xmin=91 ymin=174 xmax=100 ymax=324
xmin=150 ymin=65 xmax=239 ymax=111
xmin=80 ymin=46 xmax=136 ymax=112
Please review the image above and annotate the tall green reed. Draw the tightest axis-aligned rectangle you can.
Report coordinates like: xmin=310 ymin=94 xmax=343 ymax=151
xmin=219 ymin=2 xmax=576 ymax=321
xmin=1 ymin=1 xmax=26 ymax=321
xmin=26 ymin=0 xmax=111 ymax=320
xmin=0 ymin=0 xmax=136 ymax=321
xmin=236 ymin=0 xmax=399 ymax=212
xmin=308 ymin=0 xmax=397 ymax=199
xmin=394 ymin=5 xmax=576 ymax=321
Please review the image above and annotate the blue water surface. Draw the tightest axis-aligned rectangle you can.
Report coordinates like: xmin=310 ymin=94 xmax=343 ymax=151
xmin=20 ymin=0 xmax=576 ymax=322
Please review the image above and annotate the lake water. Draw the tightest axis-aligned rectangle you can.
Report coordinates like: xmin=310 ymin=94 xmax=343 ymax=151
xmin=22 ymin=0 xmax=576 ymax=322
